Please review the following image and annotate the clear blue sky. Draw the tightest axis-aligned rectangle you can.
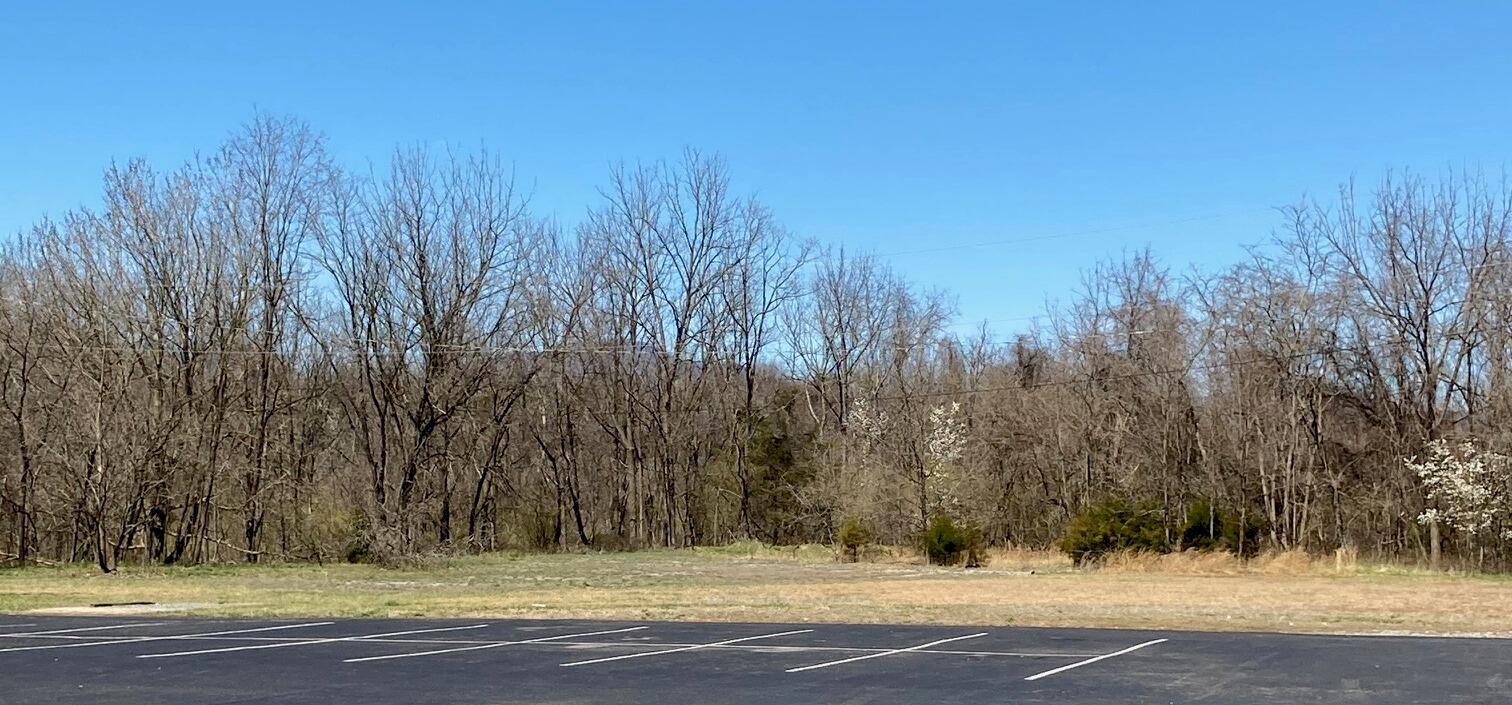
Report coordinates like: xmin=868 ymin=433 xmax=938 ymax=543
xmin=5 ymin=2 xmax=1512 ymax=334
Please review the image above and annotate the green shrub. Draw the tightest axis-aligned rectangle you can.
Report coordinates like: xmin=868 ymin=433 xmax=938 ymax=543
xmin=1059 ymin=498 xmax=1168 ymax=565
xmin=919 ymin=515 xmax=985 ymax=567
xmin=836 ymin=516 xmax=871 ymax=562
xmin=342 ymin=511 xmax=376 ymax=564
xmin=1179 ymin=499 xmax=1265 ymax=557
xmin=521 ymin=510 xmax=558 ymax=552
xmin=340 ymin=511 xmax=411 ymax=567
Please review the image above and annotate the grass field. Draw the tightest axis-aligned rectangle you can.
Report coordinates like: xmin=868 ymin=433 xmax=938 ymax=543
xmin=3 ymin=543 xmax=1510 ymax=636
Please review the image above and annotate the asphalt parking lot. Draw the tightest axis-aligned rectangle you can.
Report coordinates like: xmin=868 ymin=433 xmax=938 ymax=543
xmin=0 ymin=615 xmax=1507 ymax=703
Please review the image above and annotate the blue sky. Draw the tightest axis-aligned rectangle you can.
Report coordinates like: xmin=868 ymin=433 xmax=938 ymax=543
xmin=4 ymin=2 xmax=1512 ymax=334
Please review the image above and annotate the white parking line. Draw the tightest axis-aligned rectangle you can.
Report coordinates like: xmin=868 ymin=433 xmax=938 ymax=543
xmin=784 ymin=633 xmax=988 ymax=672
xmin=0 ymin=622 xmax=170 ymax=637
xmin=560 ymin=629 xmax=814 ymax=667
xmin=1022 ymin=639 xmax=1168 ymax=681
xmin=136 ymin=624 xmax=490 ymax=659
xmin=4 ymin=631 xmax=1099 ymax=659
xmin=344 ymin=626 xmax=650 ymax=663
xmin=0 ymin=622 xmax=333 ymax=653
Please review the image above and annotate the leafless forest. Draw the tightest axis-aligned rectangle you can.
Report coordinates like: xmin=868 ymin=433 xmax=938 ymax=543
xmin=2 ymin=116 xmax=1509 ymax=570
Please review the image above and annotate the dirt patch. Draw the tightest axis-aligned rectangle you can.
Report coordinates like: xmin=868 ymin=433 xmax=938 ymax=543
xmin=28 ymin=602 xmax=225 ymax=616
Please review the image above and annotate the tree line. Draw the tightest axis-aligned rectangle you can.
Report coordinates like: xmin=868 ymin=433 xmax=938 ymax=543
xmin=2 ymin=115 xmax=1510 ymax=570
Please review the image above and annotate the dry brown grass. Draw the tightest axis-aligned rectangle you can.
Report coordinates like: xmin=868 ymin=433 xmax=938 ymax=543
xmin=1095 ymin=548 xmax=1329 ymax=575
xmin=2 ymin=545 xmax=1509 ymax=636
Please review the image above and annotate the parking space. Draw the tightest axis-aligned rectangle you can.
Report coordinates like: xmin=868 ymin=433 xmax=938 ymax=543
xmin=0 ymin=616 xmax=1506 ymax=703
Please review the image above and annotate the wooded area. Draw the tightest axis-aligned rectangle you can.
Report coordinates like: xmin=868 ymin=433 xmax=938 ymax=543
xmin=3 ymin=115 xmax=1510 ymax=570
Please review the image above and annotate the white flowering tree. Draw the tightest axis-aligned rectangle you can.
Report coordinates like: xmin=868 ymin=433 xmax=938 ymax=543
xmin=837 ymin=397 xmax=889 ymax=527
xmin=924 ymin=402 xmax=968 ymax=514
xmin=846 ymin=397 xmax=890 ymax=446
xmin=1408 ymin=439 xmax=1512 ymax=547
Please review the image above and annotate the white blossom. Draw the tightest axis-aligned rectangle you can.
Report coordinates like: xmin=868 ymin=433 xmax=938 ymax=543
xmin=847 ymin=397 xmax=889 ymax=441
xmin=1408 ymin=439 xmax=1512 ymax=540
xmin=925 ymin=402 xmax=967 ymax=466
xmin=925 ymin=402 xmax=968 ymax=512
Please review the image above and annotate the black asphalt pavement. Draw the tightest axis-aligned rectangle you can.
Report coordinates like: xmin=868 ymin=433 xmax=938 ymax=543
xmin=0 ymin=615 xmax=1507 ymax=703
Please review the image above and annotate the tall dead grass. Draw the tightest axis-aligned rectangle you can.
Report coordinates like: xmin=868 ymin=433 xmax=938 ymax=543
xmin=833 ymin=543 xmax=1353 ymax=576
xmin=705 ymin=540 xmax=1421 ymax=579
xmin=978 ymin=546 xmax=1073 ymax=572
xmin=1095 ymin=546 xmax=1369 ymax=576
